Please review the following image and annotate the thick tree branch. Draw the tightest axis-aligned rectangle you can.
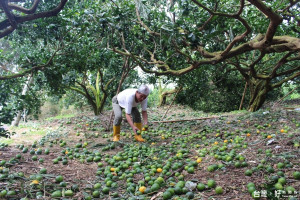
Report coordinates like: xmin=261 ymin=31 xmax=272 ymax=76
xmin=270 ymin=52 xmax=293 ymax=78
xmin=227 ymin=60 xmax=249 ymax=79
xmin=272 ymin=70 xmax=300 ymax=89
xmin=0 ymin=0 xmax=68 ymax=38
xmin=8 ymin=0 xmax=40 ymax=14
xmin=113 ymin=33 xmax=299 ymax=77
xmin=276 ymin=65 xmax=300 ymax=78
xmin=247 ymin=0 xmax=283 ymax=45
xmin=0 ymin=0 xmax=17 ymax=29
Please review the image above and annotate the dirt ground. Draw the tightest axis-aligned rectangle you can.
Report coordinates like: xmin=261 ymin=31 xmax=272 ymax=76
xmin=0 ymin=100 xmax=299 ymax=200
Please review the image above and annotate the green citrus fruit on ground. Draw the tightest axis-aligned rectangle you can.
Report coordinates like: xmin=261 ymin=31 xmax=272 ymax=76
xmin=51 ymin=191 xmax=62 ymax=198
xmin=182 ymin=187 xmax=188 ymax=194
xmin=277 ymin=171 xmax=285 ymax=177
xmin=55 ymin=175 xmax=63 ymax=183
xmin=0 ymin=190 xmax=7 ymax=197
xmin=176 ymin=181 xmax=185 ymax=188
xmin=72 ymin=184 xmax=79 ymax=192
xmin=32 ymin=155 xmax=38 ymax=161
xmin=40 ymin=168 xmax=47 ymax=174
xmin=186 ymin=191 xmax=194 ymax=199
xmin=44 ymin=148 xmax=50 ymax=154
xmin=207 ymin=165 xmax=215 ymax=172
xmin=275 ymin=183 xmax=283 ymax=190
xmin=266 ymin=166 xmax=274 ymax=173
xmin=248 ymin=186 xmax=256 ymax=194
xmin=277 ymin=162 xmax=285 ymax=169
xmin=65 ymin=190 xmax=73 ymax=196
xmin=187 ymin=167 xmax=194 ymax=174
xmin=174 ymin=186 xmax=182 ymax=194
xmin=247 ymin=182 xmax=255 ymax=189
xmin=7 ymin=190 xmax=16 ymax=196
xmin=278 ymin=177 xmax=286 ymax=185
xmin=59 ymin=182 xmax=67 ymax=187
xmin=286 ymin=186 xmax=295 ymax=193
xmin=62 ymin=159 xmax=68 ymax=165
xmin=293 ymin=171 xmax=300 ymax=180
xmin=35 ymin=174 xmax=43 ymax=181
xmin=234 ymin=161 xmax=241 ymax=168
xmin=92 ymin=190 xmax=100 ymax=197
xmin=197 ymin=183 xmax=205 ymax=191
xmin=151 ymin=183 xmax=160 ymax=191
xmin=155 ymin=177 xmax=164 ymax=185
xmin=163 ymin=191 xmax=172 ymax=200
xmin=245 ymin=169 xmax=253 ymax=176
xmin=215 ymin=186 xmax=224 ymax=194
xmin=102 ymin=187 xmax=110 ymax=194
xmin=207 ymin=179 xmax=216 ymax=188
xmin=94 ymin=183 xmax=101 ymax=189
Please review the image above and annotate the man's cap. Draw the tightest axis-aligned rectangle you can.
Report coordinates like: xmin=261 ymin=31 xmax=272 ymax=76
xmin=138 ymin=85 xmax=150 ymax=96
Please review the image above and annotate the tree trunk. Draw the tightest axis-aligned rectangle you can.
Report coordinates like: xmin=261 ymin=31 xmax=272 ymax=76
xmin=159 ymin=87 xmax=181 ymax=106
xmin=248 ymin=79 xmax=271 ymax=112
xmin=11 ymin=74 xmax=33 ymax=127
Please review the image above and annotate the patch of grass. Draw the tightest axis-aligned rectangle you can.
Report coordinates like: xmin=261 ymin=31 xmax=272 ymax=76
xmin=229 ymin=109 xmax=249 ymax=115
xmin=1 ymin=138 xmax=14 ymax=145
xmin=28 ymin=130 xmax=47 ymax=136
xmin=46 ymin=114 xmax=75 ymax=121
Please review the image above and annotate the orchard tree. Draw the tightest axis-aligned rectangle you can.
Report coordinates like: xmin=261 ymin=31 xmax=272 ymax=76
xmin=111 ymin=0 xmax=300 ymax=111
xmin=0 ymin=0 xmax=140 ymax=127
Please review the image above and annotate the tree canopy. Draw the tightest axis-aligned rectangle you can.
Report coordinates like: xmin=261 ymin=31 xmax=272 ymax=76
xmin=0 ymin=0 xmax=299 ymax=129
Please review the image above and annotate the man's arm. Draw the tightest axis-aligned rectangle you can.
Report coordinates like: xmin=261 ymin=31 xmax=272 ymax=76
xmin=142 ymin=110 xmax=148 ymax=126
xmin=126 ymin=113 xmax=139 ymax=133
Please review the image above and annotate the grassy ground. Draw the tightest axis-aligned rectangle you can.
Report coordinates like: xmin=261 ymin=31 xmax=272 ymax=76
xmin=0 ymin=101 xmax=299 ymax=200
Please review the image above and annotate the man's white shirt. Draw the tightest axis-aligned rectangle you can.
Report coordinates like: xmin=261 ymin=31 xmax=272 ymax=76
xmin=117 ymin=89 xmax=147 ymax=114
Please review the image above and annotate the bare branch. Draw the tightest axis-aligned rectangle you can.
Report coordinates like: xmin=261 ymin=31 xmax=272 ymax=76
xmin=272 ymin=70 xmax=300 ymax=89
xmin=270 ymin=52 xmax=293 ymax=78
xmin=0 ymin=0 xmax=68 ymax=38
xmin=197 ymin=15 xmax=214 ymax=31
xmin=135 ymin=5 xmax=160 ymax=36
xmin=0 ymin=0 xmax=17 ymax=29
xmin=276 ymin=65 xmax=300 ymax=77
xmin=0 ymin=63 xmax=14 ymax=73
xmin=0 ymin=42 xmax=63 ymax=80
xmin=8 ymin=0 xmax=40 ymax=14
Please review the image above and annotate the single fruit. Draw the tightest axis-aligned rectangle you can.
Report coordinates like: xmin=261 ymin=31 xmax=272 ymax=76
xmin=139 ymin=186 xmax=146 ymax=193
xmin=55 ymin=175 xmax=63 ymax=183
xmin=215 ymin=186 xmax=224 ymax=194
xmin=278 ymin=177 xmax=286 ymax=185
xmin=92 ymin=190 xmax=100 ymax=198
xmin=162 ymin=191 xmax=172 ymax=200
xmin=275 ymin=183 xmax=283 ymax=190
xmin=102 ymin=187 xmax=110 ymax=194
xmin=245 ymin=169 xmax=253 ymax=176
xmin=51 ymin=191 xmax=62 ymax=198
xmin=197 ymin=183 xmax=205 ymax=191
xmin=207 ymin=179 xmax=216 ymax=188
xmin=293 ymin=171 xmax=300 ymax=180
xmin=94 ymin=183 xmax=101 ymax=189
xmin=65 ymin=190 xmax=73 ymax=196
xmin=186 ymin=191 xmax=194 ymax=199
xmin=40 ymin=168 xmax=47 ymax=174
